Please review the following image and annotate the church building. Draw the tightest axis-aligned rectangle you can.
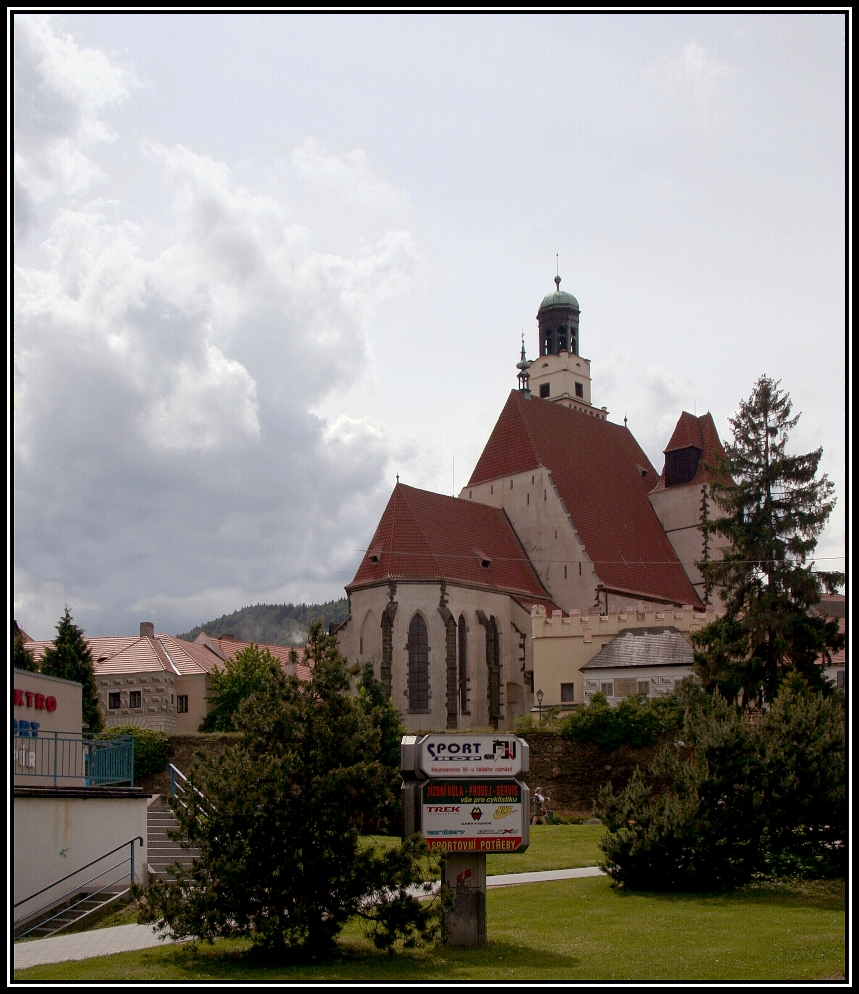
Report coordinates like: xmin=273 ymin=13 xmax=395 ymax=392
xmin=337 ymin=279 xmax=728 ymax=730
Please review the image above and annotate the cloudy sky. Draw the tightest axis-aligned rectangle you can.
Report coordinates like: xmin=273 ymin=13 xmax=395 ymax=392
xmin=13 ymin=13 xmax=847 ymax=639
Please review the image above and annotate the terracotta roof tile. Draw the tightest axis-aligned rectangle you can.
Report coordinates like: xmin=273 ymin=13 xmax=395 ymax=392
xmin=91 ymin=637 xmax=177 ymax=676
xmin=200 ymin=636 xmax=311 ymax=682
xmin=468 ymin=392 xmax=702 ymax=607
xmin=348 ymin=482 xmax=557 ymax=606
xmin=650 ymin=411 xmax=731 ymax=494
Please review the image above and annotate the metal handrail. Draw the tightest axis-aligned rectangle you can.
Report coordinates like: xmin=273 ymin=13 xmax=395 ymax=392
xmin=12 ymin=732 xmax=134 ymax=787
xmin=169 ymin=763 xmax=212 ymax=818
xmin=14 ymin=836 xmax=144 ymax=908
xmin=13 ymin=836 xmax=144 ymax=939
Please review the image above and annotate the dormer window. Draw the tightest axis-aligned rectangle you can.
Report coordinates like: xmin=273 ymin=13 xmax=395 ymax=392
xmin=474 ymin=549 xmax=492 ymax=569
xmin=368 ymin=545 xmax=382 ymax=564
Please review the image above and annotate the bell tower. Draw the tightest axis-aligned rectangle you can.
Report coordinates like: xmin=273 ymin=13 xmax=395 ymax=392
xmin=524 ymin=277 xmax=607 ymax=420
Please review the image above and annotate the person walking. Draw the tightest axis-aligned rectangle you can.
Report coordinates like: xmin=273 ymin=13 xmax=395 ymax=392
xmin=532 ymin=786 xmax=549 ymax=825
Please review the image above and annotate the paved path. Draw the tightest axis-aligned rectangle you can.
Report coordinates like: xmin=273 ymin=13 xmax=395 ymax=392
xmin=13 ymin=866 xmax=605 ymax=970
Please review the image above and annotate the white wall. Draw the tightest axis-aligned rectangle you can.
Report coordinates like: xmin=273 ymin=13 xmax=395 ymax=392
xmin=14 ymin=794 xmax=149 ymax=926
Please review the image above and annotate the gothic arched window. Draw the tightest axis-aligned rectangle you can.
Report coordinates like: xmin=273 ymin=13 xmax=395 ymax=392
xmin=408 ymin=613 xmax=429 ymax=712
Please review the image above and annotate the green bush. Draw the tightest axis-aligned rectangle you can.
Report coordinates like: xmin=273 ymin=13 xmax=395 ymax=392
xmin=595 ymin=679 xmax=846 ymax=891
xmin=561 ymin=691 xmax=683 ymax=749
xmin=99 ymin=725 xmax=169 ymax=778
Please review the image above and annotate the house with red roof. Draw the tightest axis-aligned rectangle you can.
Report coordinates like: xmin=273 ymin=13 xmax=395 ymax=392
xmin=26 ymin=623 xmax=308 ymax=733
xmin=338 ymin=279 xmax=730 ymax=730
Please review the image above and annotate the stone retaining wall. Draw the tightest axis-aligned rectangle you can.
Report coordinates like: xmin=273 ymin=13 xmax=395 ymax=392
xmin=520 ymin=732 xmax=660 ymax=814
xmin=139 ymin=731 xmax=659 ymax=816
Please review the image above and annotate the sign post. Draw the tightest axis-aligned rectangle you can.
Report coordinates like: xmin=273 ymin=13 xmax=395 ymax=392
xmin=401 ymin=733 xmax=530 ymax=946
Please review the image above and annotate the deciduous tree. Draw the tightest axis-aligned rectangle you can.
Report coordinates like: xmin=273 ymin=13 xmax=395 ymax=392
xmin=199 ymin=642 xmax=286 ymax=731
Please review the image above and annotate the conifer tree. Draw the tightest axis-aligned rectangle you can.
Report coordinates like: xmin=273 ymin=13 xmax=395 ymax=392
xmin=13 ymin=626 xmax=38 ymax=672
xmin=695 ymin=376 xmax=843 ymax=707
xmin=41 ymin=607 xmax=104 ymax=731
xmin=139 ymin=622 xmax=440 ymax=955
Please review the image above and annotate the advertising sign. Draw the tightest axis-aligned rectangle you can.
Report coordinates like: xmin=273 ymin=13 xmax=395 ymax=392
xmin=418 ymin=734 xmax=526 ymax=779
xmin=421 ymin=778 xmax=529 ymax=852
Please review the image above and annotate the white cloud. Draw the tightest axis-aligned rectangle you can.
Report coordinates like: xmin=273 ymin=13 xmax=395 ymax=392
xmin=292 ymin=138 xmax=412 ymax=214
xmin=13 ymin=569 xmax=102 ymax=642
xmin=13 ymin=14 xmax=128 ymax=236
xmin=644 ymin=41 xmax=738 ymax=131
xmin=14 ymin=49 xmax=418 ymax=637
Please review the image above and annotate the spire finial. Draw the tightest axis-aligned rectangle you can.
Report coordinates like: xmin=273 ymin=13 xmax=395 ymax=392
xmin=396 ymin=473 xmax=399 ymax=484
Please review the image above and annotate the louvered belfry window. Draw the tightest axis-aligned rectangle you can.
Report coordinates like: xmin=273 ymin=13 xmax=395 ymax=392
xmin=408 ymin=613 xmax=429 ymax=712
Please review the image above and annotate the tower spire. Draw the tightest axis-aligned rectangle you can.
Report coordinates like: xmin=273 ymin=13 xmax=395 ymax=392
xmin=516 ymin=331 xmax=531 ymax=397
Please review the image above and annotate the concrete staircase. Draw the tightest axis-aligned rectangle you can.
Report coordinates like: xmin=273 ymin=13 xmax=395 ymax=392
xmin=14 ymin=886 xmax=131 ymax=939
xmin=146 ymin=796 xmax=201 ymax=880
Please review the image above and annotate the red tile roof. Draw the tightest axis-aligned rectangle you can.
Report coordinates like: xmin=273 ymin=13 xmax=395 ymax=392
xmin=31 ymin=633 xmax=310 ymax=682
xmin=194 ymin=634 xmax=311 ymax=682
xmin=650 ymin=411 xmax=731 ymax=493
xmin=467 ymin=391 xmax=703 ymax=608
xmin=347 ymin=482 xmax=558 ymax=606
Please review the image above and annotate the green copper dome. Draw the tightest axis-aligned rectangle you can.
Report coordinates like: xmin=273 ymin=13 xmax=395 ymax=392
xmin=539 ymin=289 xmax=579 ymax=311
xmin=538 ymin=276 xmax=579 ymax=313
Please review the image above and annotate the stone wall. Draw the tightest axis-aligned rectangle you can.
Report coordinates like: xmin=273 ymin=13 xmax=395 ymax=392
xmin=521 ymin=732 xmax=660 ymax=815
xmin=139 ymin=730 xmax=657 ymax=817
xmin=136 ymin=733 xmax=238 ymax=796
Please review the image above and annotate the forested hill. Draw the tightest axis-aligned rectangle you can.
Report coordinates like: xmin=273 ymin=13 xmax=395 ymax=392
xmin=178 ymin=599 xmax=350 ymax=647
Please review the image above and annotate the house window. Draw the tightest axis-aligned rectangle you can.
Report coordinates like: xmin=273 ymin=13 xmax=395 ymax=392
xmin=564 ymin=565 xmax=568 ymax=579
xmin=561 ymin=683 xmax=575 ymax=703
xmin=177 ymin=695 xmax=189 ymax=713
xmin=575 ymin=382 xmax=584 ymax=398
xmin=129 ymin=691 xmax=142 ymax=709
xmin=637 ymin=680 xmax=651 ymax=697
xmin=108 ymin=692 xmax=121 ymax=710
xmin=540 ymin=384 xmax=550 ymax=398
xmin=836 ymin=670 xmax=845 ymax=687
xmin=600 ymin=681 xmax=614 ymax=698
xmin=407 ymin=614 xmax=429 ymax=712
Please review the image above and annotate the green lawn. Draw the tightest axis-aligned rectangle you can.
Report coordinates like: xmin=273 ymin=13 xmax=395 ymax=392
xmin=14 ymin=876 xmax=845 ymax=982
xmin=362 ymin=823 xmax=604 ymax=877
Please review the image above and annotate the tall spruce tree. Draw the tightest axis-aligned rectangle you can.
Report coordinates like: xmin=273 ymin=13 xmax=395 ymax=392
xmin=694 ymin=376 xmax=843 ymax=707
xmin=41 ymin=608 xmax=104 ymax=731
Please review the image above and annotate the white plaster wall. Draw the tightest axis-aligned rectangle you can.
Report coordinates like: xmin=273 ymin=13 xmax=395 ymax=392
xmin=462 ymin=470 xmax=600 ymax=615
xmin=582 ymin=665 xmax=693 ymax=704
xmin=13 ymin=794 xmax=149 ymax=923
xmin=649 ymin=483 xmax=730 ymax=611
xmin=342 ymin=583 xmax=530 ymax=731
xmin=531 ymin=604 xmax=718 ymax=709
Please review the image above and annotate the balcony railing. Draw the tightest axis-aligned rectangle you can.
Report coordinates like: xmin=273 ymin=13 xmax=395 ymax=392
xmin=12 ymin=732 xmax=135 ymax=787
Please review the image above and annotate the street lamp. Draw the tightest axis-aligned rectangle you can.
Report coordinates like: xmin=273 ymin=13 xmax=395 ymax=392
xmin=537 ymin=688 xmax=544 ymax=725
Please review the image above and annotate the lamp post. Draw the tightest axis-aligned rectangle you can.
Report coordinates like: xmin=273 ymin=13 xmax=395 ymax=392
xmin=537 ymin=688 xmax=544 ymax=725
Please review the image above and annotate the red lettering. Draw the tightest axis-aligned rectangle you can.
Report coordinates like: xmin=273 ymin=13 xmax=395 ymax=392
xmin=13 ymin=689 xmax=24 ymax=706
xmin=45 ymin=697 xmax=57 ymax=712
xmin=25 ymin=692 xmax=34 ymax=707
xmin=35 ymin=694 xmax=46 ymax=710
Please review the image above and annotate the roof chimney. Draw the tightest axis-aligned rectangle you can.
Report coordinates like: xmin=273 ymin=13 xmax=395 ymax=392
xmin=140 ymin=622 xmax=155 ymax=638
xmin=219 ymin=633 xmax=235 ymax=642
